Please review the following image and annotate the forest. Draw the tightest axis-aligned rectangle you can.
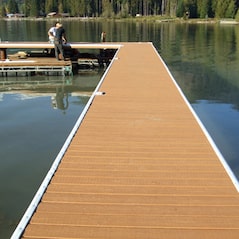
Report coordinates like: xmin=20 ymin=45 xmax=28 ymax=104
xmin=1 ymin=0 xmax=239 ymax=20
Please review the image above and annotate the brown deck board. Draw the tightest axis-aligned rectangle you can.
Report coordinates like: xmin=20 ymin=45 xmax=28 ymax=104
xmin=2 ymin=56 xmax=71 ymax=66
xmin=20 ymin=43 xmax=239 ymax=239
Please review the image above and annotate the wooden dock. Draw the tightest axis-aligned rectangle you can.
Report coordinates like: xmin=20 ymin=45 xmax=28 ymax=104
xmin=0 ymin=57 xmax=72 ymax=76
xmin=12 ymin=42 xmax=239 ymax=239
xmin=0 ymin=42 xmax=121 ymax=76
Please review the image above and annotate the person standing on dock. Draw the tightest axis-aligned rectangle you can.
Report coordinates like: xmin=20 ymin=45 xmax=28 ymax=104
xmin=48 ymin=22 xmax=58 ymax=43
xmin=54 ymin=23 xmax=67 ymax=61
xmin=101 ymin=31 xmax=106 ymax=42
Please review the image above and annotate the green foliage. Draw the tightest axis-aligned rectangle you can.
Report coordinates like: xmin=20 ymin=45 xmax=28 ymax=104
xmin=68 ymin=0 xmax=81 ymax=16
xmin=2 ymin=0 xmax=239 ymax=19
xmin=235 ymin=8 xmax=239 ymax=21
xmin=0 ymin=5 xmax=6 ymax=17
xmin=176 ymin=0 xmax=185 ymax=17
xmin=225 ymin=0 xmax=236 ymax=18
xmin=197 ymin=0 xmax=209 ymax=18
xmin=29 ymin=0 xmax=38 ymax=16
xmin=7 ymin=0 xmax=18 ymax=13
xmin=102 ymin=0 xmax=114 ymax=18
xmin=45 ymin=0 xmax=57 ymax=13
xmin=215 ymin=0 xmax=236 ymax=18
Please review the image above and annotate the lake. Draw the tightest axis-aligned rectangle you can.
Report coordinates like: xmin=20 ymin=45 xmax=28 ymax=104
xmin=1 ymin=19 xmax=239 ymax=238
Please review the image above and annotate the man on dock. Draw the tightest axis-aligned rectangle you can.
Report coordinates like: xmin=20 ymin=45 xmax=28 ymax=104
xmin=54 ymin=23 xmax=67 ymax=61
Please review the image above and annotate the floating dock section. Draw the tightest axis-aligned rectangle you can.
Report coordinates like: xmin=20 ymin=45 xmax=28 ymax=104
xmin=0 ymin=42 xmax=121 ymax=76
xmin=12 ymin=42 xmax=239 ymax=239
xmin=0 ymin=59 xmax=72 ymax=76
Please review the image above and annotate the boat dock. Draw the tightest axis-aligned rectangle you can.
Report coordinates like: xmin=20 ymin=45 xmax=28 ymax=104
xmin=0 ymin=57 xmax=72 ymax=76
xmin=0 ymin=42 xmax=120 ymax=76
xmin=12 ymin=42 xmax=239 ymax=239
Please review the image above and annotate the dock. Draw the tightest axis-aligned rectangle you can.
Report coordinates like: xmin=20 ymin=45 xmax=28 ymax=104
xmin=0 ymin=57 xmax=72 ymax=76
xmin=12 ymin=42 xmax=239 ymax=239
xmin=0 ymin=42 xmax=121 ymax=76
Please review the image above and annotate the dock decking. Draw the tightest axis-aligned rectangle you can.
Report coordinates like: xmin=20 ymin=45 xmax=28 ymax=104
xmin=0 ymin=57 xmax=72 ymax=76
xmin=0 ymin=42 xmax=121 ymax=76
xmin=13 ymin=42 xmax=239 ymax=239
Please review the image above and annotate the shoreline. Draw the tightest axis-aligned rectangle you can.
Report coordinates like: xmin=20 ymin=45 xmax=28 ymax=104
xmin=0 ymin=16 xmax=238 ymax=25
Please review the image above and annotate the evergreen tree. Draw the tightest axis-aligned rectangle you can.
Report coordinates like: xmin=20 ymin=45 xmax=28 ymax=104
xmin=2 ymin=0 xmax=239 ymax=18
xmin=7 ymin=0 xmax=18 ymax=13
xmin=129 ymin=0 xmax=137 ymax=16
xmin=58 ymin=0 xmax=64 ymax=13
xmin=68 ymin=0 xmax=81 ymax=16
xmin=120 ymin=0 xmax=130 ymax=17
xmin=169 ymin=0 xmax=177 ymax=16
xmin=24 ymin=0 xmax=30 ymax=16
xmin=0 ymin=2 xmax=6 ymax=17
xmin=161 ymin=0 xmax=167 ymax=15
xmin=29 ymin=0 xmax=38 ymax=16
xmin=197 ymin=0 xmax=210 ymax=18
xmin=176 ymin=0 xmax=185 ymax=17
xmin=79 ymin=0 xmax=86 ymax=16
xmin=89 ymin=0 xmax=97 ymax=17
xmin=102 ymin=0 xmax=114 ymax=17
xmin=39 ymin=0 xmax=45 ymax=15
xmin=225 ymin=0 xmax=236 ymax=18
xmin=214 ymin=0 xmax=232 ymax=18
xmin=45 ymin=0 xmax=57 ymax=13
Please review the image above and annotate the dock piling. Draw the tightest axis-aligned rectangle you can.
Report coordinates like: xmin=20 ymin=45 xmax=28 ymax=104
xmin=0 ymin=48 xmax=7 ymax=60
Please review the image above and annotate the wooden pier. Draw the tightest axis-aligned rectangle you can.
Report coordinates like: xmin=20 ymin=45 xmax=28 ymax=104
xmin=0 ymin=42 xmax=121 ymax=76
xmin=12 ymin=42 xmax=239 ymax=239
xmin=0 ymin=57 xmax=72 ymax=76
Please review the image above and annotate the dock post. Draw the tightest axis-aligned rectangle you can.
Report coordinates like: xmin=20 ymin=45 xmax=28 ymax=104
xmin=0 ymin=48 xmax=7 ymax=60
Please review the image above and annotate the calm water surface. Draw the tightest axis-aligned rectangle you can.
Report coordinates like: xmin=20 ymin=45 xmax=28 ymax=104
xmin=1 ymin=19 xmax=239 ymax=238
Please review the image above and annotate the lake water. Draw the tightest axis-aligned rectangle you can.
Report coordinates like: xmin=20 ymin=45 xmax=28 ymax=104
xmin=1 ymin=19 xmax=239 ymax=238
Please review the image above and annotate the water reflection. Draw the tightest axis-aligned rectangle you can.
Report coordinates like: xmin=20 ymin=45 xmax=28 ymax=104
xmin=169 ymin=60 xmax=239 ymax=108
xmin=0 ymin=68 xmax=103 ymax=238
xmin=159 ymin=23 xmax=239 ymax=182
xmin=192 ymin=100 xmax=239 ymax=177
xmin=51 ymin=86 xmax=69 ymax=111
xmin=0 ymin=68 xmax=103 ymax=110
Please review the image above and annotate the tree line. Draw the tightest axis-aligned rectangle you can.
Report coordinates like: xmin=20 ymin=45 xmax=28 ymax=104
xmin=1 ymin=0 xmax=239 ymax=19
